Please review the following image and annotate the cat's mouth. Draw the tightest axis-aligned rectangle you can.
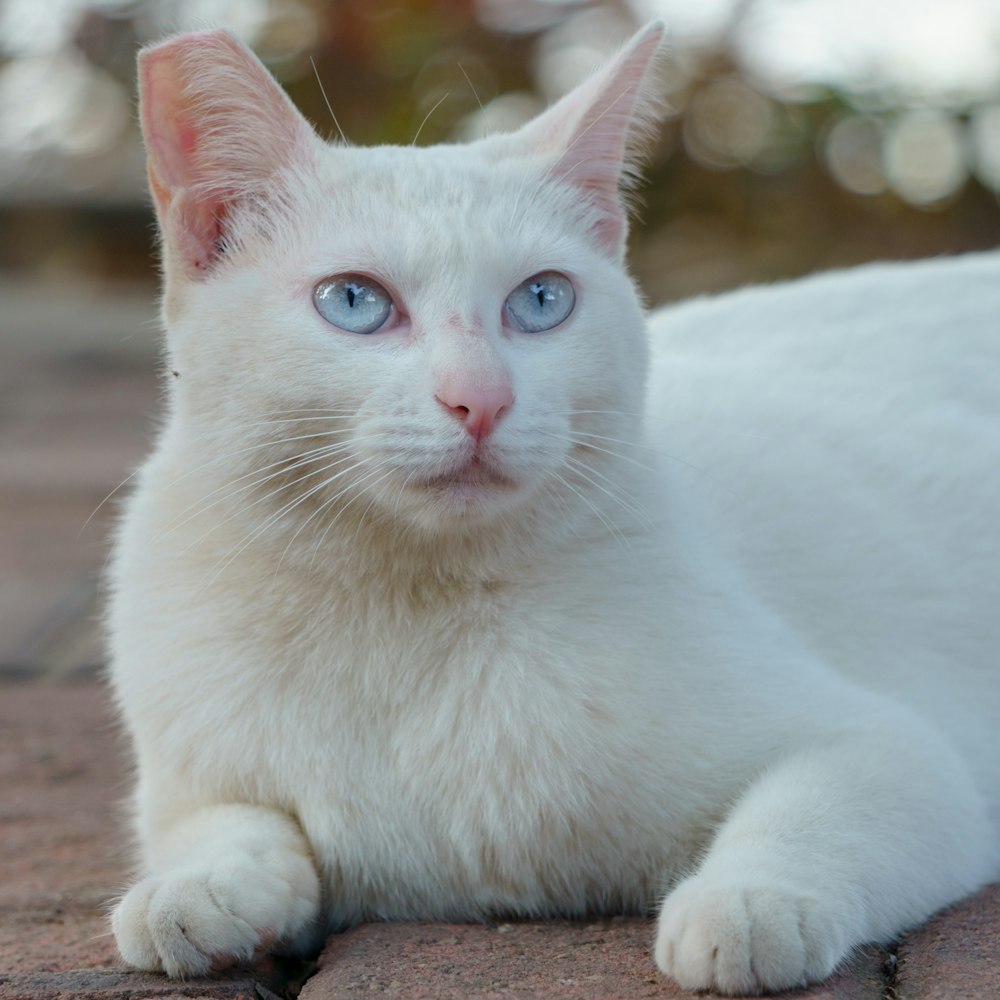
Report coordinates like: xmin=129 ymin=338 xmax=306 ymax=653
xmin=419 ymin=454 xmax=517 ymax=494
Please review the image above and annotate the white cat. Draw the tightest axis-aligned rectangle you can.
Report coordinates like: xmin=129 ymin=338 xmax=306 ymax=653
xmin=108 ymin=22 xmax=1000 ymax=996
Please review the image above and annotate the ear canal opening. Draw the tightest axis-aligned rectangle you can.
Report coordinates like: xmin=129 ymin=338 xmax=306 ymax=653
xmin=166 ymin=183 xmax=242 ymax=276
xmin=201 ymin=207 xmax=229 ymax=273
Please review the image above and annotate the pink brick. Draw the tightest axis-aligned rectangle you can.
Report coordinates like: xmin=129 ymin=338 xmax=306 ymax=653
xmin=0 ymin=682 xmax=290 ymax=999
xmin=300 ymin=919 xmax=886 ymax=999
xmin=895 ymin=883 xmax=1000 ymax=1000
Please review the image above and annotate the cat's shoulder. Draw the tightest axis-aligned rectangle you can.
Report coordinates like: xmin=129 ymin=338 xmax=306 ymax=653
xmin=646 ymin=250 xmax=1000 ymax=359
xmin=642 ymin=249 xmax=1000 ymax=477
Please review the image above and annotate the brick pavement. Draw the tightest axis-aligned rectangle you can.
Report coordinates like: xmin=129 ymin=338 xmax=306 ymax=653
xmin=0 ymin=277 xmax=159 ymax=679
xmin=299 ymin=920 xmax=887 ymax=999
xmin=2 ymin=279 xmax=998 ymax=998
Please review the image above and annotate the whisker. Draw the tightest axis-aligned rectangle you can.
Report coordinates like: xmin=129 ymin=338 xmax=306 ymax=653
xmin=83 ymin=422 xmax=354 ymax=538
xmin=83 ymin=929 xmax=116 ymax=944
xmin=133 ymin=428 xmax=355 ymax=513
xmin=550 ymin=469 xmax=627 ymax=546
xmin=412 ymin=91 xmax=449 ymax=146
xmin=158 ymin=433 xmax=385 ymax=538
xmin=389 ymin=469 xmax=417 ymax=522
xmin=558 ymin=406 xmax=771 ymax=443
xmin=259 ymin=407 xmax=355 ymax=417
xmin=541 ymin=426 xmax=736 ymax=498
xmin=180 ymin=451 xmax=373 ymax=564
xmin=80 ymin=468 xmax=141 ymax=537
xmin=541 ymin=480 xmax=578 ymax=538
xmin=562 ymin=453 xmax=654 ymax=529
xmin=203 ymin=455 xmax=380 ymax=587
xmin=551 ymin=408 xmax=646 ymax=418
xmin=247 ymin=415 xmax=355 ymax=426
xmin=158 ymin=442 xmax=350 ymax=537
xmin=350 ymin=467 xmax=396 ymax=549
xmin=457 ymin=62 xmax=484 ymax=112
xmin=82 ymin=408 xmax=358 ymax=538
xmin=540 ymin=429 xmax=657 ymax=475
xmin=310 ymin=55 xmax=348 ymax=144
xmin=309 ymin=467 xmax=397 ymax=568
xmin=273 ymin=458 xmax=390 ymax=574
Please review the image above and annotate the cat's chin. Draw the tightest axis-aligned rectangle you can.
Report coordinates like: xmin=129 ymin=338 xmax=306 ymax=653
xmin=402 ymin=455 xmax=525 ymax=526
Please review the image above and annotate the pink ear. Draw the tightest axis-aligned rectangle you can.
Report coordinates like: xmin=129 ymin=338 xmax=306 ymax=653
xmin=515 ymin=22 xmax=664 ymax=255
xmin=138 ymin=29 xmax=316 ymax=277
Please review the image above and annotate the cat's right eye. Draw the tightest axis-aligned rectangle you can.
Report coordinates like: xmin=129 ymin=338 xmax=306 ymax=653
xmin=313 ymin=275 xmax=394 ymax=334
xmin=504 ymin=272 xmax=575 ymax=333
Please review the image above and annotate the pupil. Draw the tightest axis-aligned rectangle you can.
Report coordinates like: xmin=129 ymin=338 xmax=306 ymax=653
xmin=346 ymin=285 xmax=357 ymax=308
xmin=533 ymin=283 xmax=545 ymax=308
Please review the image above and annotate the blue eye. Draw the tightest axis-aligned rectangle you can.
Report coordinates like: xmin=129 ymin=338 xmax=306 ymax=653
xmin=504 ymin=272 xmax=575 ymax=333
xmin=313 ymin=275 xmax=393 ymax=334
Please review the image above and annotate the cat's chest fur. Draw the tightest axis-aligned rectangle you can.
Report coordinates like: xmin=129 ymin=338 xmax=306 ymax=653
xmin=118 ymin=501 xmax=725 ymax=920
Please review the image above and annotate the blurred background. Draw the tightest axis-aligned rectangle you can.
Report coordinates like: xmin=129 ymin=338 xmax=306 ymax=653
xmin=2 ymin=0 xmax=1000 ymax=677
xmin=4 ymin=0 xmax=1000 ymax=295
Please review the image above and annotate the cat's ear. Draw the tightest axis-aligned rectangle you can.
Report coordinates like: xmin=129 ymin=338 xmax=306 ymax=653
xmin=138 ymin=29 xmax=317 ymax=277
xmin=512 ymin=21 xmax=665 ymax=255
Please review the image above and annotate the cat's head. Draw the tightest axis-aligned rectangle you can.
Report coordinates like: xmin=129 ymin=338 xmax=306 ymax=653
xmin=138 ymin=23 xmax=663 ymax=545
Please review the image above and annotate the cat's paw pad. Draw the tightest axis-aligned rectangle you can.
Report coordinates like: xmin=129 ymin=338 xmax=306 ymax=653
xmin=654 ymin=877 xmax=843 ymax=995
xmin=112 ymin=859 xmax=318 ymax=977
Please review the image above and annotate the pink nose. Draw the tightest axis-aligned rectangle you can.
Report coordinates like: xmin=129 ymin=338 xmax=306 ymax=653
xmin=436 ymin=383 xmax=514 ymax=442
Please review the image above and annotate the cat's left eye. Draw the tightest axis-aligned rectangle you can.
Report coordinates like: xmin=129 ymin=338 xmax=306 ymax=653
xmin=313 ymin=275 xmax=394 ymax=334
xmin=504 ymin=272 xmax=575 ymax=333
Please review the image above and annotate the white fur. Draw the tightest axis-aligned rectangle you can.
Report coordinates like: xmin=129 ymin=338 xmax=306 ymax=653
xmin=109 ymin=26 xmax=1000 ymax=996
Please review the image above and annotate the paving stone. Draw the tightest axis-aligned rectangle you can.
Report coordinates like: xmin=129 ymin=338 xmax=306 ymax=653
xmin=0 ymin=681 xmax=292 ymax=999
xmin=0 ymin=683 xmax=125 ymax=972
xmin=300 ymin=919 xmax=886 ymax=999
xmin=0 ymin=499 xmax=108 ymax=678
xmin=896 ymin=883 xmax=1000 ymax=1000
xmin=0 ymin=287 xmax=159 ymax=676
xmin=0 ymin=968 xmax=281 ymax=1000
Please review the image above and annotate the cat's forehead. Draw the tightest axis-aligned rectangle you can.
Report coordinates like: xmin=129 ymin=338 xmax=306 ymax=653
xmin=318 ymin=140 xmax=538 ymax=208
xmin=308 ymin=143 xmax=570 ymax=252
xmin=295 ymin=139 xmax=588 ymax=286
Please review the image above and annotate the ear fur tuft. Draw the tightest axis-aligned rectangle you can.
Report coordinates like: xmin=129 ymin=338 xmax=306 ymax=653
xmin=508 ymin=21 xmax=666 ymax=255
xmin=138 ymin=29 xmax=317 ymax=277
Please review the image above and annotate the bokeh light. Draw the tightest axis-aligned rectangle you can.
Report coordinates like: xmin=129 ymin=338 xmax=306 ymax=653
xmin=683 ymin=77 xmax=777 ymax=170
xmin=823 ymin=115 xmax=886 ymax=196
xmin=0 ymin=0 xmax=998 ymax=296
xmin=736 ymin=0 xmax=1000 ymax=104
xmin=883 ymin=111 xmax=967 ymax=206
xmin=0 ymin=51 xmax=128 ymax=156
xmin=970 ymin=103 xmax=1000 ymax=190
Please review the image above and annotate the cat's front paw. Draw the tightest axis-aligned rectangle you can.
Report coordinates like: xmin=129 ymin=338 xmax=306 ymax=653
xmin=112 ymin=857 xmax=320 ymax=977
xmin=654 ymin=876 xmax=845 ymax=996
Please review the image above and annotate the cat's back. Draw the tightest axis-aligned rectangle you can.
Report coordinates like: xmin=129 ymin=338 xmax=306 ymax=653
xmin=644 ymin=251 xmax=1000 ymax=788
xmin=647 ymin=251 xmax=999 ymax=426
xmin=644 ymin=250 xmax=1000 ymax=563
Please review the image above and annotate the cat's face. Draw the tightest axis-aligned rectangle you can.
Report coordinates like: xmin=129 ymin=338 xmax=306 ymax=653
xmin=141 ymin=25 xmax=662 ymax=539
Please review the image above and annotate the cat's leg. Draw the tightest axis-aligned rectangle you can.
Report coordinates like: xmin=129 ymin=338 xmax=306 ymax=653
xmin=112 ymin=802 xmax=323 ymax=977
xmin=654 ymin=711 xmax=996 ymax=996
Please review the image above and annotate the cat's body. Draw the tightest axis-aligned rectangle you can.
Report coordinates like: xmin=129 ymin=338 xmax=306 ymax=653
xmin=648 ymin=254 xmax=1000 ymax=798
xmin=109 ymin=24 xmax=999 ymax=996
